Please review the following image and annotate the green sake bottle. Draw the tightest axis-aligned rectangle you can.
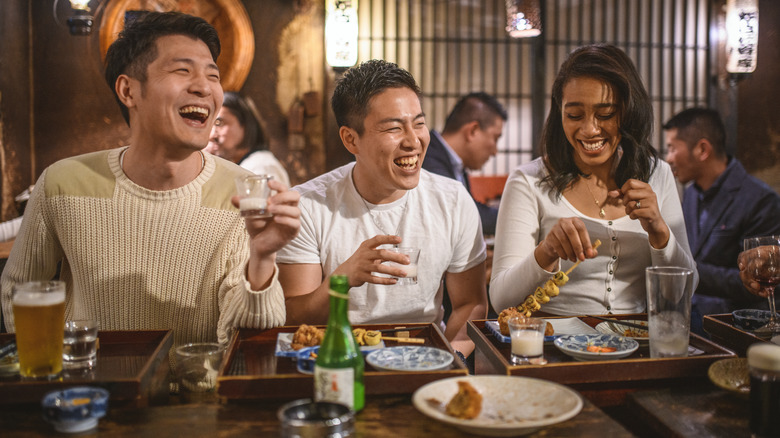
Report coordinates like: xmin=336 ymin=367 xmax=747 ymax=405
xmin=313 ymin=275 xmax=365 ymax=411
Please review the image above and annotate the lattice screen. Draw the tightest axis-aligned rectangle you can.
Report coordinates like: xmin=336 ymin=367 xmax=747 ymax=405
xmin=355 ymin=0 xmax=711 ymax=176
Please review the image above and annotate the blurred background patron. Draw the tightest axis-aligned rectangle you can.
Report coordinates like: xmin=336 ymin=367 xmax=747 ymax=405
xmin=423 ymin=92 xmax=507 ymax=236
xmin=664 ymin=107 xmax=780 ymax=335
xmin=208 ymin=92 xmax=290 ymax=187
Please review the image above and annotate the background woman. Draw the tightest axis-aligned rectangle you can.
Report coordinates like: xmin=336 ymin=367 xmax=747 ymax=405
xmin=490 ymin=44 xmax=697 ymax=315
xmin=208 ymin=92 xmax=291 ymax=187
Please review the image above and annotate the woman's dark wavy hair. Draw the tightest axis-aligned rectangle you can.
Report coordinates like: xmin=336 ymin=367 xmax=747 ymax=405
xmin=540 ymin=44 xmax=657 ymax=196
xmin=104 ymin=11 xmax=221 ymax=125
xmin=222 ymin=92 xmax=267 ymax=152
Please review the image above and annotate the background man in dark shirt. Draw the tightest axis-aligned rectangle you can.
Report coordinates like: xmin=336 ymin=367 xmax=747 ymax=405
xmin=423 ymin=92 xmax=507 ymax=235
xmin=664 ymin=107 xmax=780 ymax=335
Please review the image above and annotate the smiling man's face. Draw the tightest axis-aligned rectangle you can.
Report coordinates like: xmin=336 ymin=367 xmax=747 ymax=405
xmin=348 ymin=87 xmax=430 ymax=203
xmin=129 ymin=34 xmax=223 ymax=154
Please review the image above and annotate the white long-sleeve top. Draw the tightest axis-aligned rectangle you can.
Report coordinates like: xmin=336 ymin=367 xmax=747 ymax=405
xmin=490 ymin=158 xmax=698 ymax=314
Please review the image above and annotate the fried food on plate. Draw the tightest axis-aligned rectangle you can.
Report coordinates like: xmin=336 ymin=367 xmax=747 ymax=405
xmin=445 ymin=380 xmax=482 ymax=420
xmin=291 ymin=324 xmax=324 ymax=350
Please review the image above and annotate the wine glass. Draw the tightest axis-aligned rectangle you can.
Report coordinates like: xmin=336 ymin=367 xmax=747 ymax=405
xmin=742 ymin=236 xmax=780 ymax=336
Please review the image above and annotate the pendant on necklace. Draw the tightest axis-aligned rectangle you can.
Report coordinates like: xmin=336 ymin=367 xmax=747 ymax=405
xmin=599 ymin=208 xmax=606 ymax=218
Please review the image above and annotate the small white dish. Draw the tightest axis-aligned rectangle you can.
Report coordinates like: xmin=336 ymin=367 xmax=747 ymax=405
xmin=412 ymin=376 xmax=583 ymax=436
xmin=554 ymin=334 xmax=639 ymax=361
xmin=365 ymin=346 xmax=454 ymax=372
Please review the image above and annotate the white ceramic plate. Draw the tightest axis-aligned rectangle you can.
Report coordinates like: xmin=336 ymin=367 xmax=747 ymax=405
xmin=554 ymin=334 xmax=639 ymax=361
xmin=594 ymin=320 xmax=649 ymax=343
xmin=412 ymin=376 xmax=583 ymax=437
xmin=365 ymin=346 xmax=454 ymax=372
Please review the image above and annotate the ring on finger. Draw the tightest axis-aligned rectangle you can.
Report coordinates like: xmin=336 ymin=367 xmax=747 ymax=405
xmin=635 ymin=200 xmax=642 ymax=209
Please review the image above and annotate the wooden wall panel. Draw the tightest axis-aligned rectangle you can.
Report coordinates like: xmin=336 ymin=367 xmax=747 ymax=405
xmin=737 ymin=0 xmax=780 ymax=193
xmin=0 ymin=1 xmax=33 ymax=221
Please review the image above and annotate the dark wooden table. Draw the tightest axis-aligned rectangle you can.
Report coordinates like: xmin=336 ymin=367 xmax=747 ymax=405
xmin=627 ymin=383 xmax=750 ymax=437
xmin=0 ymin=394 xmax=633 ymax=437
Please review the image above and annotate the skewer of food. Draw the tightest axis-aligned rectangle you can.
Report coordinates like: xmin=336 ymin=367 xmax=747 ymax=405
xmin=290 ymin=324 xmax=423 ymax=350
xmin=497 ymin=239 xmax=602 ymax=336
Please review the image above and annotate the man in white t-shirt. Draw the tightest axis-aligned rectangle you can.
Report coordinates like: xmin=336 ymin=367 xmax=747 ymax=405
xmin=277 ymin=60 xmax=487 ymax=357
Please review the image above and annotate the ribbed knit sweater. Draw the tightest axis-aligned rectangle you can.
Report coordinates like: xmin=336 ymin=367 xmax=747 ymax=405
xmin=1 ymin=147 xmax=286 ymax=348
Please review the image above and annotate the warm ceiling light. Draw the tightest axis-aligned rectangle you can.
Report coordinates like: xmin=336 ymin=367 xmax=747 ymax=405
xmin=69 ymin=0 xmax=90 ymax=11
xmin=506 ymin=0 xmax=541 ymax=38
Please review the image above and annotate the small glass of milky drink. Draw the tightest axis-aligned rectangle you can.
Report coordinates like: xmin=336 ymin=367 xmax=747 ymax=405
xmin=235 ymin=175 xmax=273 ymax=218
xmin=508 ymin=316 xmax=547 ymax=365
xmin=387 ymin=247 xmax=420 ymax=285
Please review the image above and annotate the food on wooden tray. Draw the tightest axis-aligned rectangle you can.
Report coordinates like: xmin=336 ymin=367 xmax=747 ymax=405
xmin=352 ymin=329 xmax=382 ymax=346
xmin=497 ymin=307 xmax=523 ymax=336
xmin=353 ymin=328 xmax=367 ymax=345
xmin=586 ymin=345 xmax=617 ymax=353
xmin=291 ymin=324 xmax=325 ymax=350
xmin=498 ymin=310 xmax=554 ymax=337
xmin=623 ymin=327 xmax=649 ymax=338
xmin=445 ymin=381 xmax=482 ymax=419
xmin=500 ymin=239 xmax=602 ymax=319
xmin=544 ymin=321 xmax=554 ymax=337
xmin=364 ymin=330 xmax=382 ymax=346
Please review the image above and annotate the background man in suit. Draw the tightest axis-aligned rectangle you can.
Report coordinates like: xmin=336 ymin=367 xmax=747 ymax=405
xmin=664 ymin=107 xmax=780 ymax=336
xmin=423 ymin=92 xmax=507 ymax=235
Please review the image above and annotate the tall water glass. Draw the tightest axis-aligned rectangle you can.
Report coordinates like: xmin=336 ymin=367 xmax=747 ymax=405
xmin=12 ymin=281 xmax=67 ymax=379
xmin=646 ymin=267 xmax=694 ymax=358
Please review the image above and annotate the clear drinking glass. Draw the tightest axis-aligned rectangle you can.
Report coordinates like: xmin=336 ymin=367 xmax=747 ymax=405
xmin=507 ymin=316 xmax=546 ymax=365
xmin=235 ymin=175 xmax=273 ymax=218
xmin=12 ymin=281 xmax=66 ymax=379
xmin=646 ymin=267 xmax=694 ymax=358
xmin=743 ymin=236 xmax=780 ymax=336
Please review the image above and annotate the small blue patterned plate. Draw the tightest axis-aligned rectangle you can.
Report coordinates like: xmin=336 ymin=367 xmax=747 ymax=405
xmin=365 ymin=346 xmax=454 ymax=372
xmin=42 ymin=386 xmax=109 ymax=433
xmin=554 ymin=334 xmax=639 ymax=362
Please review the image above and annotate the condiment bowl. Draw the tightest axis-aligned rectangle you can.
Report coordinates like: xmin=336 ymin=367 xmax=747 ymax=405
xmin=41 ymin=386 xmax=109 ymax=433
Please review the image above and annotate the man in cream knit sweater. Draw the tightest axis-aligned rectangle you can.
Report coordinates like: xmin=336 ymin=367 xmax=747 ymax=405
xmin=0 ymin=12 xmax=300 ymax=350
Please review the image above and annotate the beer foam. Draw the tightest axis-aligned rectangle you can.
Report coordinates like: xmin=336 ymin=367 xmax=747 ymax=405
xmin=13 ymin=291 xmax=65 ymax=306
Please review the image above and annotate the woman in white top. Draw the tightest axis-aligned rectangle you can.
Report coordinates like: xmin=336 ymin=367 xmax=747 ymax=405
xmin=490 ymin=44 xmax=697 ymax=315
xmin=207 ymin=92 xmax=291 ymax=187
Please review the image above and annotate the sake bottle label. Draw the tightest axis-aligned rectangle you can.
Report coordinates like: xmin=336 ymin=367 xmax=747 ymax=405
xmin=314 ymin=365 xmax=355 ymax=408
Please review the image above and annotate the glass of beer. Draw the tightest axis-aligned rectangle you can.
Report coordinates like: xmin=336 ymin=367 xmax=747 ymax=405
xmin=12 ymin=281 xmax=66 ymax=379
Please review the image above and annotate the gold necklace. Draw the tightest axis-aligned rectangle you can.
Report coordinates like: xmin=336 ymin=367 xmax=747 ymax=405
xmin=584 ymin=178 xmax=608 ymax=218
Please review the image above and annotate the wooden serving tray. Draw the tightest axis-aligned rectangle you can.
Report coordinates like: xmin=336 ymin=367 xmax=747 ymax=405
xmin=702 ymin=313 xmax=774 ymax=357
xmin=468 ymin=314 xmax=736 ymax=407
xmin=0 ymin=330 xmax=173 ymax=406
xmin=217 ymin=323 xmax=467 ymax=400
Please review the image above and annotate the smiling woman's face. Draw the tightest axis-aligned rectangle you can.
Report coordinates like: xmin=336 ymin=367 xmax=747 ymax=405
xmin=561 ymin=76 xmax=622 ymax=174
